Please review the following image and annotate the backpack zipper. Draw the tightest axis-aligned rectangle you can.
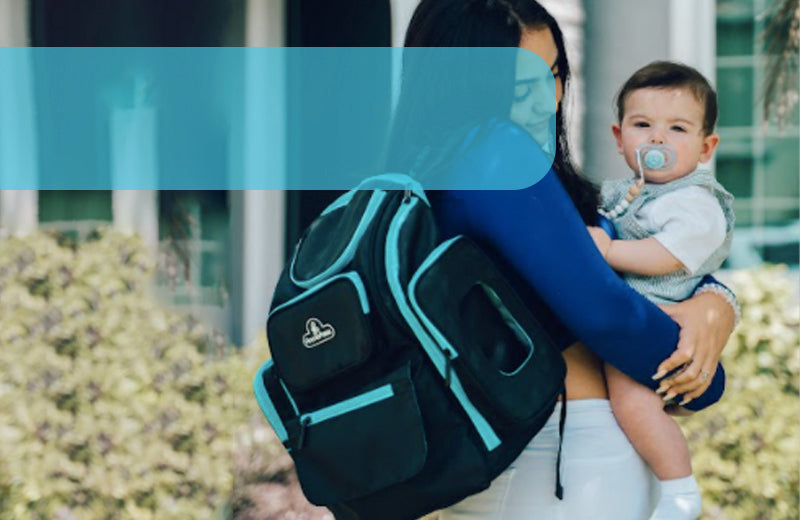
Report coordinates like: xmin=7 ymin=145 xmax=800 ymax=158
xmin=296 ymin=383 xmax=395 ymax=449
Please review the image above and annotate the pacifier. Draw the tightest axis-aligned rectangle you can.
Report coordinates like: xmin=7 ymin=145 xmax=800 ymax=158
xmin=636 ymin=144 xmax=677 ymax=171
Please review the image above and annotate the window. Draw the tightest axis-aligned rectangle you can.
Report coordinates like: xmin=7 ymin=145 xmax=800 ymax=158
xmin=38 ymin=191 xmax=112 ymax=243
xmin=156 ymin=191 xmax=230 ymax=308
xmin=716 ymin=0 xmax=799 ymax=266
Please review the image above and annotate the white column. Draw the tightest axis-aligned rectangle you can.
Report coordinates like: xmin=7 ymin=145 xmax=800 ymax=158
xmin=0 ymin=191 xmax=37 ymax=237
xmin=539 ymin=0 xmax=585 ymax=167
xmin=110 ymin=101 xmax=159 ymax=251
xmin=669 ymin=0 xmax=716 ymax=81
xmin=246 ymin=0 xmax=284 ymax=47
xmin=232 ymin=0 xmax=286 ymax=345
xmin=0 ymin=0 xmax=38 ymax=237
xmin=390 ymin=0 xmax=419 ymax=47
xmin=110 ymin=190 xmax=158 ymax=250
xmin=389 ymin=0 xmax=421 ymax=114
xmin=0 ymin=0 xmax=29 ymax=47
xmin=670 ymin=0 xmax=717 ymax=173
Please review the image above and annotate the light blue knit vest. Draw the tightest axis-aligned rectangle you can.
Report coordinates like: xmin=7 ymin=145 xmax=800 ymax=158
xmin=600 ymin=170 xmax=735 ymax=304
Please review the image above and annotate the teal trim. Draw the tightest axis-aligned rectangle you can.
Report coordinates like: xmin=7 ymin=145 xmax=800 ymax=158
xmin=478 ymin=283 xmax=534 ymax=377
xmin=407 ymin=237 xmax=462 ymax=359
xmin=290 ymin=190 xmax=387 ymax=288
xmin=386 ymin=204 xmax=501 ymax=452
xmin=346 ymin=272 xmax=371 ymax=314
xmin=279 ymin=379 xmax=300 ymax=416
xmin=303 ymin=383 xmax=394 ymax=425
xmin=269 ymin=271 xmax=371 ymax=319
xmin=252 ymin=360 xmax=289 ymax=443
xmin=321 ymin=189 xmax=356 ymax=216
xmin=355 ymin=173 xmax=430 ymax=206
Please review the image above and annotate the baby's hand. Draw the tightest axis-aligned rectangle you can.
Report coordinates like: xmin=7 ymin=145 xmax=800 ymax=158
xmin=587 ymin=226 xmax=611 ymax=258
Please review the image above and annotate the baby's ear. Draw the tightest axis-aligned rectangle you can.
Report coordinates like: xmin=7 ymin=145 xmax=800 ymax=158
xmin=699 ymin=133 xmax=720 ymax=163
xmin=611 ymin=124 xmax=623 ymax=154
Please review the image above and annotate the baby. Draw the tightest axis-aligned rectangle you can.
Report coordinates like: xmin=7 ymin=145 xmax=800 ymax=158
xmin=589 ymin=61 xmax=735 ymax=520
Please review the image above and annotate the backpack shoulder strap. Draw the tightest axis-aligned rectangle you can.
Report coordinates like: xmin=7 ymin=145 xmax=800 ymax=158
xmin=355 ymin=174 xmax=430 ymax=206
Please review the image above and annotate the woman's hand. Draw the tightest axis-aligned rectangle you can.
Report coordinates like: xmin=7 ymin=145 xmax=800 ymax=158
xmin=652 ymin=292 xmax=735 ymax=406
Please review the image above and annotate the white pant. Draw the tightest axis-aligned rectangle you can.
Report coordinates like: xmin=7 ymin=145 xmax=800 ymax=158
xmin=440 ymin=399 xmax=656 ymax=520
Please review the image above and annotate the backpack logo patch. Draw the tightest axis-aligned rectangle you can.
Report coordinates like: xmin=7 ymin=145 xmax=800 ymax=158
xmin=303 ymin=317 xmax=336 ymax=348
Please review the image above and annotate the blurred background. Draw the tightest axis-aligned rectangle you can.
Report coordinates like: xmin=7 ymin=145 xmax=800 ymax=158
xmin=0 ymin=0 xmax=797 ymax=519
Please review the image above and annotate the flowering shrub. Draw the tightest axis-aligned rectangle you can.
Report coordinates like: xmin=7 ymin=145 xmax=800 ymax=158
xmin=679 ymin=267 xmax=799 ymax=520
xmin=0 ymin=229 xmax=257 ymax=520
xmin=1 ymin=229 xmax=796 ymax=520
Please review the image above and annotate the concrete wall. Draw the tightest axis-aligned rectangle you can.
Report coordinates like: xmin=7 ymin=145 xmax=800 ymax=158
xmin=583 ymin=0 xmax=671 ymax=182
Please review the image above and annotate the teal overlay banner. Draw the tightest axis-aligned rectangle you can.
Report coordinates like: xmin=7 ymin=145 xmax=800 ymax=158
xmin=0 ymin=47 xmax=555 ymax=190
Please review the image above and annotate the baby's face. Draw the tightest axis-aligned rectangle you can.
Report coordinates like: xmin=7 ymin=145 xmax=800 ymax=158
xmin=612 ymin=87 xmax=719 ymax=183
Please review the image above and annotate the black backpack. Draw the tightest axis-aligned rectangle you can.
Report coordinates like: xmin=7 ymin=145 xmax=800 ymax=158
xmin=253 ymin=174 xmax=567 ymax=520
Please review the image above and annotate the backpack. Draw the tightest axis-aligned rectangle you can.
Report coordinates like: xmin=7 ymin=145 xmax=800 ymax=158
xmin=253 ymin=174 xmax=567 ymax=520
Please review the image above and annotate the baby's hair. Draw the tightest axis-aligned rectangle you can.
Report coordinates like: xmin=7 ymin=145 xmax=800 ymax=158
xmin=615 ymin=61 xmax=718 ymax=136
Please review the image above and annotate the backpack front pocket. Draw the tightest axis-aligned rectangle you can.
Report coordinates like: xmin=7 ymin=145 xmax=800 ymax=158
xmin=409 ymin=237 xmax=565 ymax=426
xmin=288 ymin=363 xmax=428 ymax=505
xmin=268 ymin=272 xmax=373 ymax=391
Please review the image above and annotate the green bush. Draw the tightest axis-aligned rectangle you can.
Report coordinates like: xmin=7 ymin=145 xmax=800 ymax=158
xmin=679 ymin=267 xmax=800 ymax=520
xmin=0 ymin=229 xmax=259 ymax=520
xmin=1 ymin=230 xmax=796 ymax=519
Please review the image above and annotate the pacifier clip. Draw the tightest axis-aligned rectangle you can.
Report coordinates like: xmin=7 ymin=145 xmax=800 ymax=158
xmin=599 ymin=144 xmax=675 ymax=219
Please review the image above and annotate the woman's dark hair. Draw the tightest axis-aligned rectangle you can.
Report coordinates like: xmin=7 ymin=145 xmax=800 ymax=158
xmin=385 ymin=1 xmax=520 ymax=186
xmin=615 ymin=61 xmax=718 ymax=136
xmin=387 ymin=0 xmax=598 ymax=224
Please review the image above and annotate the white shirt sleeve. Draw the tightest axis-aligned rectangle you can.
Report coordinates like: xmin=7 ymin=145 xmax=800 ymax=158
xmin=640 ymin=185 xmax=727 ymax=274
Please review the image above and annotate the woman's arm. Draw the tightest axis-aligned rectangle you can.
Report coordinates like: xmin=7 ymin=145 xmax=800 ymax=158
xmin=653 ymin=277 xmax=737 ymax=406
xmin=440 ymin=132 xmax=725 ymax=410
xmin=590 ymin=220 xmax=738 ymax=406
xmin=694 ymin=275 xmax=741 ymax=327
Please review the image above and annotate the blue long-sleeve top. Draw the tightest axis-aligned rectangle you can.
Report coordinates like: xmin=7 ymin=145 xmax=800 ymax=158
xmin=431 ymin=122 xmax=725 ymax=411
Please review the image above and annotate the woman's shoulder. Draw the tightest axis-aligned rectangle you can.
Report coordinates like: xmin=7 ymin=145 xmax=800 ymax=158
xmin=463 ymin=119 xmax=545 ymax=158
xmin=451 ymin=119 xmax=552 ymax=190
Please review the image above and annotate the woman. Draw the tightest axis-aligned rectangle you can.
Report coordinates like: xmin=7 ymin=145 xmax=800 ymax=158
xmin=387 ymin=1 xmax=737 ymax=518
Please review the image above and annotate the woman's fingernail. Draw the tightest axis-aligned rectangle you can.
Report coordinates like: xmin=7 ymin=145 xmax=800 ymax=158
xmin=680 ymin=397 xmax=692 ymax=406
xmin=662 ymin=392 xmax=676 ymax=402
xmin=656 ymin=386 xmax=667 ymax=395
xmin=652 ymin=370 xmax=666 ymax=380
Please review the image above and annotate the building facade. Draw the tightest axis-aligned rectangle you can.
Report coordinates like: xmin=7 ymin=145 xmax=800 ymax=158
xmin=1 ymin=0 xmax=797 ymax=344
